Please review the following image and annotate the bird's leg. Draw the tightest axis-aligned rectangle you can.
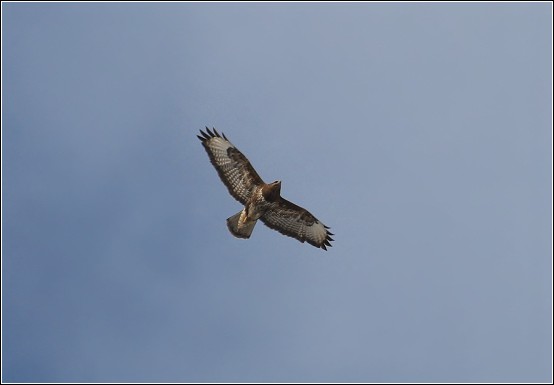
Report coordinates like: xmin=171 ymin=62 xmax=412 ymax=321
xmin=244 ymin=203 xmax=255 ymax=222
xmin=239 ymin=208 xmax=249 ymax=225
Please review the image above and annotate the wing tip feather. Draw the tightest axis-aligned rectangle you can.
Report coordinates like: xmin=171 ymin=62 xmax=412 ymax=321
xmin=199 ymin=129 xmax=212 ymax=140
xmin=198 ymin=127 xmax=230 ymax=143
xmin=321 ymin=226 xmax=334 ymax=250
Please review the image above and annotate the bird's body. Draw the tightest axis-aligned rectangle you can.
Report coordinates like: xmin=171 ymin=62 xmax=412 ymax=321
xmin=197 ymin=127 xmax=333 ymax=250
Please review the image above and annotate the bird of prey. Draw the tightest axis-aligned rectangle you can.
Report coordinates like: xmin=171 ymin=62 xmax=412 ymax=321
xmin=197 ymin=127 xmax=334 ymax=250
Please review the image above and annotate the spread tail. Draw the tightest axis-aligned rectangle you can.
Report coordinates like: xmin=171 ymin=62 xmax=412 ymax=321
xmin=227 ymin=210 xmax=257 ymax=239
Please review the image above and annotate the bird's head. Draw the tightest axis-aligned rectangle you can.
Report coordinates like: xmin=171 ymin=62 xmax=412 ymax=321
xmin=262 ymin=180 xmax=282 ymax=201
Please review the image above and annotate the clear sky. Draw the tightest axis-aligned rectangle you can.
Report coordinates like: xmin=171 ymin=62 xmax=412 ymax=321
xmin=3 ymin=3 xmax=552 ymax=383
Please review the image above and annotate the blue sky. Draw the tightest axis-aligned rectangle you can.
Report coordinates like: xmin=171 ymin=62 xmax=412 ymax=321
xmin=3 ymin=3 xmax=552 ymax=382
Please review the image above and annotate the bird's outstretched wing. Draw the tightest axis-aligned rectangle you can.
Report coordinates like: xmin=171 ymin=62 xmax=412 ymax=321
xmin=260 ymin=198 xmax=334 ymax=250
xmin=197 ymin=128 xmax=264 ymax=204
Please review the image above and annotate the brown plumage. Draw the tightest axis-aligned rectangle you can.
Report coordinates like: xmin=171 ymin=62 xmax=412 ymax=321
xmin=197 ymin=127 xmax=334 ymax=250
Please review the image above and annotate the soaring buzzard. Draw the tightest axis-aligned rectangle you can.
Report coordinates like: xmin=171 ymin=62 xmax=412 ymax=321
xmin=197 ymin=127 xmax=334 ymax=250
